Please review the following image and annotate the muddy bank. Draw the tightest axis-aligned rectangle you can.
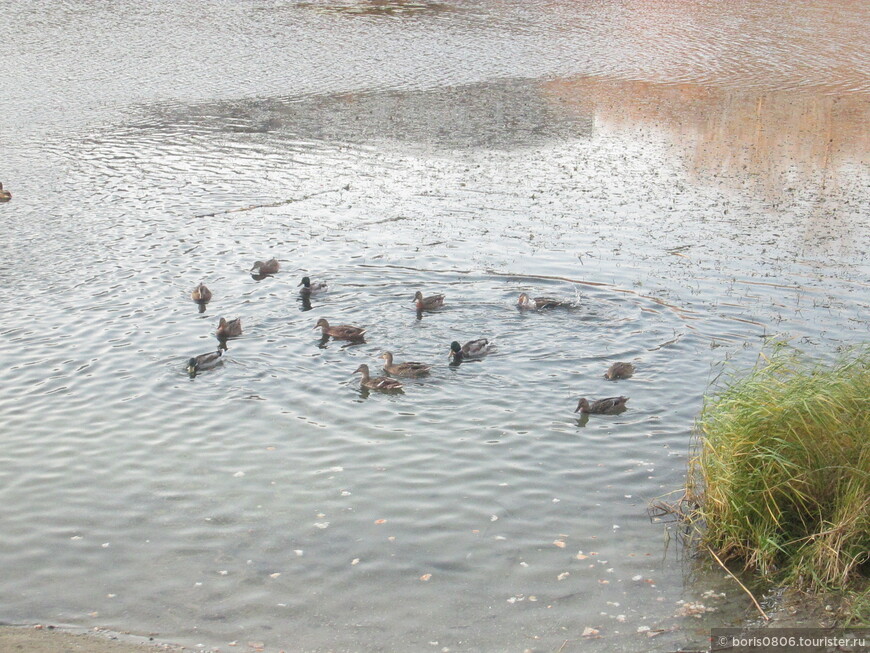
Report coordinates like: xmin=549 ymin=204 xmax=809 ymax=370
xmin=0 ymin=625 xmax=185 ymax=653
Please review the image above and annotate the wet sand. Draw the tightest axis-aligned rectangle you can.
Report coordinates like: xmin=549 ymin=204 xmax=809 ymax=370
xmin=0 ymin=626 xmax=185 ymax=653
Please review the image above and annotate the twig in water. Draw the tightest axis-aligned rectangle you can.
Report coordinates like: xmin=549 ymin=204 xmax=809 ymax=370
xmin=705 ymin=545 xmax=770 ymax=621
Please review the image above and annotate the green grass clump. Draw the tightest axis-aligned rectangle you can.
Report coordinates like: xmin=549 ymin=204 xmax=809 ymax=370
xmin=689 ymin=348 xmax=870 ymax=592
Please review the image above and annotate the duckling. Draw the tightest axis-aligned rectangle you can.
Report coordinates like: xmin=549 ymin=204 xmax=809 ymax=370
xmin=187 ymin=350 xmax=222 ymax=375
xmin=381 ymin=351 xmax=431 ymax=377
xmin=414 ymin=291 xmax=445 ymax=311
xmin=575 ymin=396 xmax=629 ymax=414
xmin=216 ymin=317 xmax=242 ymax=338
xmin=354 ymin=364 xmax=403 ymax=391
xmin=251 ymin=258 xmax=280 ymax=275
xmin=449 ymin=339 xmax=491 ymax=363
xmin=517 ymin=293 xmax=568 ymax=309
xmin=604 ymin=362 xmax=635 ymax=380
xmin=298 ymin=276 xmax=327 ymax=295
xmin=191 ymin=283 xmax=212 ymax=303
xmin=0 ymin=182 xmax=10 ymax=202
xmin=315 ymin=318 xmax=365 ymax=341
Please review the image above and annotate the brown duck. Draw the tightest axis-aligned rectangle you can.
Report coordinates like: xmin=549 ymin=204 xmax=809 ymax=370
xmin=575 ymin=396 xmax=629 ymax=414
xmin=354 ymin=364 xmax=403 ymax=391
xmin=216 ymin=317 xmax=242 ymax=338
xmin=381 ymin=352 xmax=430 ymax=377
xmin=315 ymin=318 xmax=365 ymax=341
xmin=0 ymin=182 xmax=11 ymax=202
xmin=517 ymin=293 xmax=568 ymax=309
xmin=251 ymin=258 xmax=280 ymax=275
xmin=414 ymin=291 xmax=445 ymax=311
xmin=604 ymin=362 xmax=635 ymax=380
xmin=191 ymin=283 xmax=212 ymax=303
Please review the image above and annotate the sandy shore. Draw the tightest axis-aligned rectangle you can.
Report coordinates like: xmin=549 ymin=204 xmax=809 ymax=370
xmin=0 ymin=625 xmax=185 ymax=653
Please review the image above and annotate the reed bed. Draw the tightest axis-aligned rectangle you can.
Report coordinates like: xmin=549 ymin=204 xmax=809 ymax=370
xmin=687 ymin=348 xmax=869 ymax=595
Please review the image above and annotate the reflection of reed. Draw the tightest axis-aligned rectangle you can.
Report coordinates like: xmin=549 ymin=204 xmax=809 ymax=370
xmin=540 ymin=77 xmax=869 ymax=198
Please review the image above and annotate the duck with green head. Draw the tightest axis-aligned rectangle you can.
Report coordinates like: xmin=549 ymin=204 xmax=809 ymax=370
xmin=449 ymin=338 xmax=491 ymax=364
xmin=187 ymin=350 xmax=222 ymax=376
xmin=299 ymin=276 xmax=327 ymax=295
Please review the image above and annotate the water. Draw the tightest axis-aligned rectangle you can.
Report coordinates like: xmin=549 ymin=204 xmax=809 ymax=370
xmin=1 ymin=1 xmax=868 ymax=651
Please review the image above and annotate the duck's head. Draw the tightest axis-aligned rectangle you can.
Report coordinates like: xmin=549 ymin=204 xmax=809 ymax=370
xmin=187 ymin=358 xmax=198 ymax=375
xmin=315 ymin=318 xmax=329 ymax=329
xmin=299 ymin=276 xmax=311 ymax=288
xmin=574 ymin=398 xmax=589 ymax=413
xmin=449 ymin=341 xmax=463 ymax=359
xmin=380 ymin=352 xmax=393 ymax=363
xmin=353 ymin=364 xmax=369 ymax=375
xmin=413 ymin=291 xmax=424 ymax=301
xmin=517 ymin=293 xmax=530 ymax=305
xmin=251 ymin=261 xmax=264 ymax=271
xmin=218 ymin=317 xmax=228 ymax=327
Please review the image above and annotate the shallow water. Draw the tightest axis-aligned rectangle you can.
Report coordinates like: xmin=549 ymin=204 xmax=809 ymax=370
xmin=1 ymin=1 xmax=868 ymax=651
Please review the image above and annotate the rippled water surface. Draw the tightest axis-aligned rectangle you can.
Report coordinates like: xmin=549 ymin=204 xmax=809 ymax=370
xmin=1 ymin=1 xmax=868 ymax=651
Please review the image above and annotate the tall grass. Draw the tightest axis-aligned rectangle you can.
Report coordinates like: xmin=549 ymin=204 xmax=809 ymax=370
xmin=688 ymin=347 xmax=869 ymax=595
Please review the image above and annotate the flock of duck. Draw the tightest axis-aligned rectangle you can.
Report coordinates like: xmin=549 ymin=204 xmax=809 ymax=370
xmin=185 ymin=259 xmax=633 ymax=415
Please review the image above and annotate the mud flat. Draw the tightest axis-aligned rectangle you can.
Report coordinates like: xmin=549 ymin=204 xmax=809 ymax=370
xmin=0 ymin=625 xmax=184 ymax=653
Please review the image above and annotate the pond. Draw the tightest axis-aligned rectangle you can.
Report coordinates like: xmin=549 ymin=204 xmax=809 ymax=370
xmin=0 ymin=1 xmax=868 ymax=651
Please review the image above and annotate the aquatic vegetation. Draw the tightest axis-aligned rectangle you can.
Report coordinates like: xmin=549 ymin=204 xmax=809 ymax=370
xmin=687 ymin=347 xmax=870 ymax=598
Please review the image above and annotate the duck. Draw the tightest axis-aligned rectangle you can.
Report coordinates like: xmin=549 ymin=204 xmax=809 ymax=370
xmin=315 ymin=318 xmax=365 ymax=341
xmin=449 ymin=339 xmax=492 ymax=363
xmin=517 ymin=293 xmax=568 ymax=309
xmin=0 ymin=182 xmax=10 ymax=202
xmin=575 ymin=396 xmax=629 ymax=414
xmin=191 ymin=283 xmax=212 ymax=303
xmin=298 ymin=276 xmax=327 ymax=295
xmin=354 ymin=364 xmax=403 ymax=391
xmin=381 ymin=352 xmax=431 ymax=377
xmin=187 ymin=350 xmax=222 ymax=375
xmin=251 ymin=258 xmax=280 ymax=275
xmin=604 ymin=362 xmax=635 ymax=380
xmin=414 ymin=291 xmax=445 ymax=311
xmin=216 ymin=317 xmax=242 ymax=338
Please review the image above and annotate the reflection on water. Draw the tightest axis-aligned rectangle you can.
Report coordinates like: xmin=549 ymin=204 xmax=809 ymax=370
xmin=298 ymin=0 xmax=456 ymax=17
xmin=542 ymin=76 xmax=870 ymax=202
xmin=0 ymin=0 xmax=868 ymax=651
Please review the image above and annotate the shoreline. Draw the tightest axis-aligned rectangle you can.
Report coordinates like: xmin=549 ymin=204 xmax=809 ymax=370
xmin=0 ymin=624 xmax=186 ymax=653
